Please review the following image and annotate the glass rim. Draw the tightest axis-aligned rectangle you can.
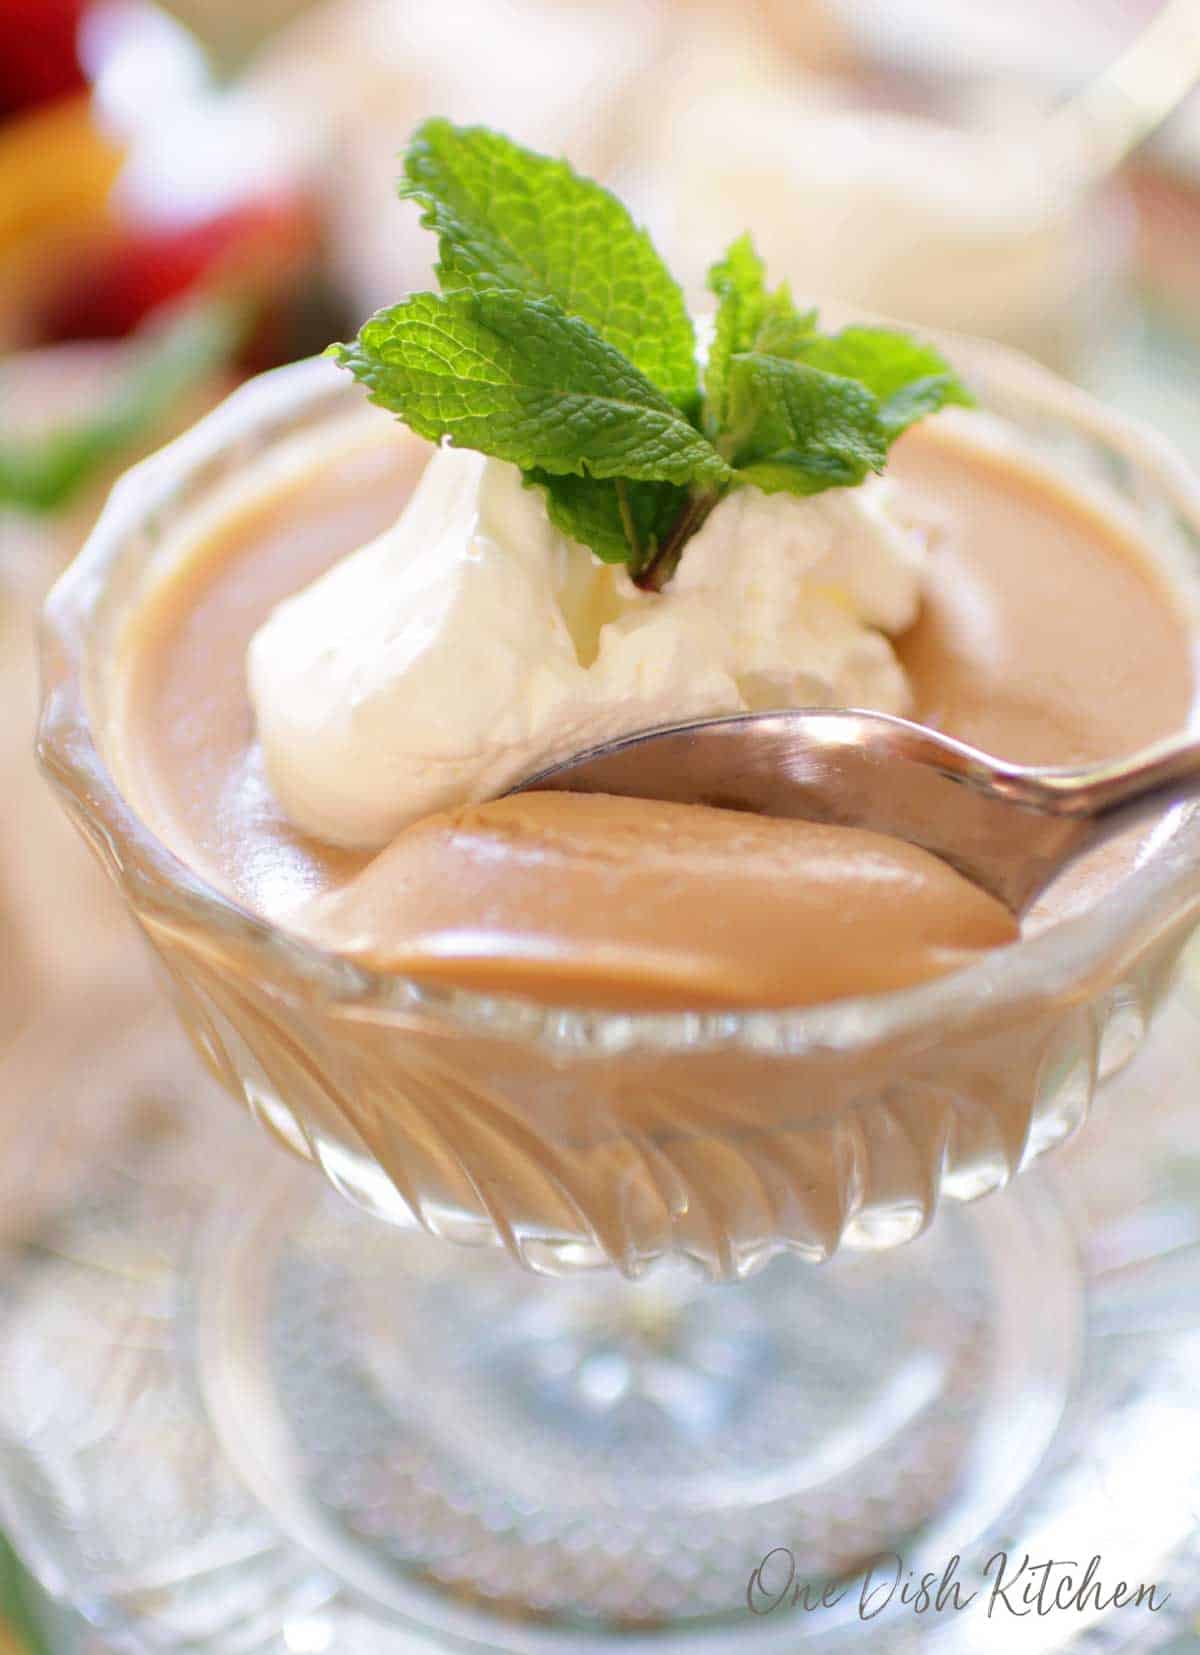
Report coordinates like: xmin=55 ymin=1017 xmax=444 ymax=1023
xmin=36 ymin=346 xmax=1200 ymax=1060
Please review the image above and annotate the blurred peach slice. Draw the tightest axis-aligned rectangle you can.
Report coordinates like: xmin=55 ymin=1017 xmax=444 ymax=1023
xmin=0 ymin=93 xmax=123 ymax=347
xmin=0 ymin=92 xmax=121 ymax=248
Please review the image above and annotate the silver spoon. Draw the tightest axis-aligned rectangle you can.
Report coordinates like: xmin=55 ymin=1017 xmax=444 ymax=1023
xmin=516 ymin=709 xmax=1200 ymax=915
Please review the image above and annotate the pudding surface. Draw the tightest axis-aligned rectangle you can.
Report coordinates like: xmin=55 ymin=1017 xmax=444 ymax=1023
xmin=110 ymin=412 xmax=1195 ymax=1008
xmin=297 ymin=792 xmax=1020 ymax=1008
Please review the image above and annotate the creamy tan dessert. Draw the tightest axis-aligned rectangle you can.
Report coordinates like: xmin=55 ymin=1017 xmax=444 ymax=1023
xmin=299 ymin=794 xmax=1020 ymax=1008
xmin=108 ymin=409 xmax=1193 ymax=1009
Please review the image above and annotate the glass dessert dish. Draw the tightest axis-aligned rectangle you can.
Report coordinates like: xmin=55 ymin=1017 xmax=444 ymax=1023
xmin=29 ymin=340 xmax=1200 ymax=1648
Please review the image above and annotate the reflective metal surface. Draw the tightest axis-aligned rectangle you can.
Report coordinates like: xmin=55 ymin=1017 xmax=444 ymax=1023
xmin=522 ymin=709 xmax=1200 ymax=915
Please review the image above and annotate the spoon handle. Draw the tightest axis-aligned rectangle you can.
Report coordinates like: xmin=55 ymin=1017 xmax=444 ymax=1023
xmin=1016 ymin=729 xmax=1200 ymax=821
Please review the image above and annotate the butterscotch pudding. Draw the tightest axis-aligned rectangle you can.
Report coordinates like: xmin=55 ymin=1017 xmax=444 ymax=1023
xmin=38 ymin=123 xmax=1200 ymax=1272
xmin=107 ymin=407 xmax=1192 ymax=1008
xmin=98 ymin=120 xmax=1196 ymax=1011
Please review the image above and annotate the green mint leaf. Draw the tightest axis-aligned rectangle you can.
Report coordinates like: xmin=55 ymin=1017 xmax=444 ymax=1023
xmin=331 ymin=122 xmax=977 ymax=583
xmin=793 ymin=326 xmax=973 ymax=437
xmin=329 ymin=288 xmax=730 ymax=493
xmin=704 ymin=234 xmax=763 ymax=436
xmin=524 ymin=471 xmax=687 ymax=569
xmin=401 ymin=119 xmax=699 ymax=416
xmin=704 ymin=234 xmax=816 ymax=439
xmin=725 ymin=351 xmax=888 ymax=496
xmin=753 ymin=305 xmax=820 ymax=361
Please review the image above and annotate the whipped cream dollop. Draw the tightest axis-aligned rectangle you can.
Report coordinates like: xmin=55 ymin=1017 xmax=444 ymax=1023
xmin=248 ymin=447 xmax=928 ymax=849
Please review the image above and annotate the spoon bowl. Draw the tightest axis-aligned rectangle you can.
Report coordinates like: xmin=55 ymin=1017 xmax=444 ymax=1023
xmin=518 ymin=708 xmax=1200 ymax=915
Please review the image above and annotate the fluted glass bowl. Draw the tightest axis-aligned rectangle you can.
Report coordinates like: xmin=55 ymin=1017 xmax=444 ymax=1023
xmin=37 ymin=348 xmax=1200 ymax=1283
xmin=28 ymin=338 xmax=1200 ymax=1649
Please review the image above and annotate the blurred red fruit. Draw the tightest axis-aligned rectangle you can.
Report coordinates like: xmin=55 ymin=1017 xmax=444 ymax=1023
xmin=40 ymin=195 xmax=320 ymax=342
xmin=0 ymin=0 xmax=89 ymax=120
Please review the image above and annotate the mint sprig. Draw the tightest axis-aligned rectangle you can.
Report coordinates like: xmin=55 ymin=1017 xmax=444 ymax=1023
xmin=524 ymin=470 xmax=688 ymax=567
xmin=331 ymin=288 xmax=730 ymax=487
xmin=792 ymin=326 xmax=975 ymax=437
xmin=704 ymin=233 xmax=816 ymax=440
xmin=724 ymin=353 xmax=888 ymax=495
xmin=329 ymin=121 xmax=972 ymax=589
xmin=402 ymin=118 xmax=700 ymax=418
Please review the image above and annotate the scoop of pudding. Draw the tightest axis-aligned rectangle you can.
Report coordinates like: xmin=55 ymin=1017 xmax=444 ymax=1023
xmin=295 ymin=791 xmax=1020 ymax=1008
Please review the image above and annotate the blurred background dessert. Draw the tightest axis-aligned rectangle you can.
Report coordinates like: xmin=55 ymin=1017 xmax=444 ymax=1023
xmin=245 ymin=0 xmax=1129 ymax=368
xmin=6 ymin=0 xmax=1200 ymax=520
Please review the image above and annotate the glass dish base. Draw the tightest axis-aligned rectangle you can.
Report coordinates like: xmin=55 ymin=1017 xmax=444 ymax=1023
xmin=6 ymin=985 xmax=1200 ymax=1653
xmin=194 ymin=1159 xmax=1072 ymax=1643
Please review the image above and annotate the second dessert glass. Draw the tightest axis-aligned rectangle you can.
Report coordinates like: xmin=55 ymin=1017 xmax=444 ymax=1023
xmin=31 ymin=339 xmax=1200 ymax=1647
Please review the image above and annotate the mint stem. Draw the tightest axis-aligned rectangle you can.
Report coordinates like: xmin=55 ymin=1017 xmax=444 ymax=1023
xmin=633 ymin=486 xmax=721 ymax=592
xmin=614 ymin=478 xmax=641 ymax=565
